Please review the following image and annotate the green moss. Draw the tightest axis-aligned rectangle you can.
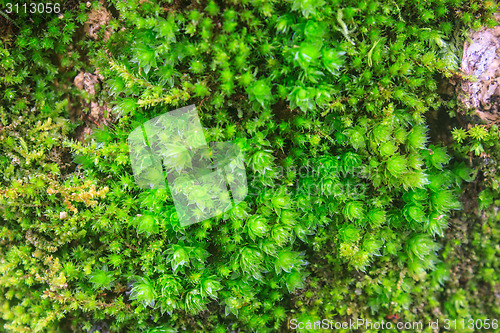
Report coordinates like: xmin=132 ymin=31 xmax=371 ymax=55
xmin=0 ymin=0 xmax=498 ymax=332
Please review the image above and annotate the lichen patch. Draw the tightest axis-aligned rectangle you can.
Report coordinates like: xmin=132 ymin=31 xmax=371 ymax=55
xmin=460 ymin=14 xmax=500 ymax=122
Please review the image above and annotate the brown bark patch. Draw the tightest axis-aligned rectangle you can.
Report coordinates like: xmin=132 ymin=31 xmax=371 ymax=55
xmin=84 ymin=1 xmax=113 ymax=40
xmin=73 ymin=70 xmax=111 ymax=142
